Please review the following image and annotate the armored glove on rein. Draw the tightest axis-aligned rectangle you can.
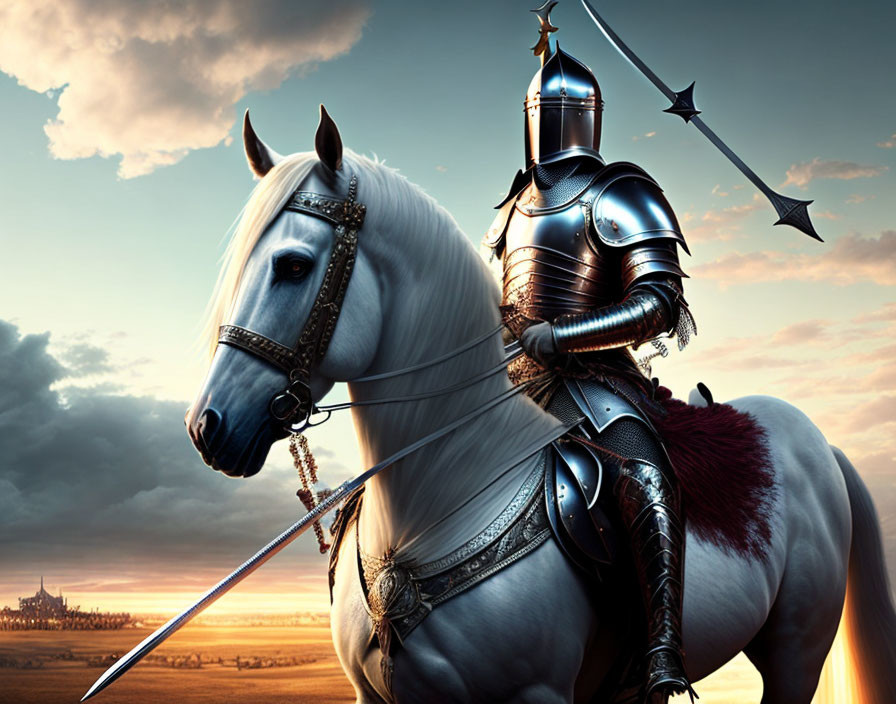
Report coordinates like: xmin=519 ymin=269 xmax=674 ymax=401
xmin=519 ymin=280 xmax=682 ymax=364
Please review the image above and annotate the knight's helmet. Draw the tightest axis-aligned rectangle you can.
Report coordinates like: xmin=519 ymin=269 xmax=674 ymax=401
xmin=524 ymin=2 xmax=603 ymax=166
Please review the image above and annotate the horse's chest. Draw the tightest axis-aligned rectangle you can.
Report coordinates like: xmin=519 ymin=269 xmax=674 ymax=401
xmin=328 ymin=459 xmax=596 ymax=701
xmin=330 ymin=523 xmax=597 ymax=703
xmin=358 ymin=465 xmax=549 ymax=640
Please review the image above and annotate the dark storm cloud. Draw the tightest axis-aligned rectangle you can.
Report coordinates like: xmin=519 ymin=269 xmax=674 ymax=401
xmin=0 ymin=320 xmax=340 ymax=572
xmin=58 ymin=342 xmax=114 ymax=376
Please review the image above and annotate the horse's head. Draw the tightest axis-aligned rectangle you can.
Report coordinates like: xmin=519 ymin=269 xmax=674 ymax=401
xmin=186 ymin=107 xmax=384 ymax=477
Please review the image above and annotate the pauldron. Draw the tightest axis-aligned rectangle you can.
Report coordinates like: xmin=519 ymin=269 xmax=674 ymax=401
xmin=484 ymin=160 xmax=695 ymax=357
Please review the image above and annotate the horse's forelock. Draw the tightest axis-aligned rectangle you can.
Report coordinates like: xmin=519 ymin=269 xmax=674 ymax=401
xmin=200 ymin=152 xmax=320 ymax=357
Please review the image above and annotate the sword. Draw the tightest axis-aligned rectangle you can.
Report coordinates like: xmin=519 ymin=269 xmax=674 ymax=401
xmin=82 ymin=343 xmax=527 ymax=701
xmin=581 ymin=0 xmax=822 ymax=241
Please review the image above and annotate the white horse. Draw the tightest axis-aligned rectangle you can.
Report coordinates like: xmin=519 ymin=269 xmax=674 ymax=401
xmin=186 ymin=109 xmax=896 ymax=703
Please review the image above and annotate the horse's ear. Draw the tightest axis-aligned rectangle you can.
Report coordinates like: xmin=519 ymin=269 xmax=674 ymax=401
xmin=243 ymin=109 xmax=283 ymax=179
xmin=315 ymin=104 xmax=343 ymax=172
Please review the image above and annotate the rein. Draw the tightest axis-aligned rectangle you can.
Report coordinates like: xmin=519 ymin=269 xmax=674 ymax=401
xmin=218 ymin=174 xmax=367 ymax=429
xmin=214 ymin=171 xmax=544 ymax=550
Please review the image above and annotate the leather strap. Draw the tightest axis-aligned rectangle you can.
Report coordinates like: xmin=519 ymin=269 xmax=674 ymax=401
xmin=217 ymin=174 xmax=366 ymax=429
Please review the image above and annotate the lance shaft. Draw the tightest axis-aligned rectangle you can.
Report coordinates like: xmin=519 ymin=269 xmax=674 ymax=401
xmin=581 ymin=0 xmax=822 ymax=241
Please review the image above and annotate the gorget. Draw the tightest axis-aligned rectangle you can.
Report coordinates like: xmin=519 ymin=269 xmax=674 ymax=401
xmin=357 ymin=454 xmax=550 ymax=646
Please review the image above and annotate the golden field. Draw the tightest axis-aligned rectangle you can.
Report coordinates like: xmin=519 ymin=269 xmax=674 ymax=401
xmin=0 ymin=625 xmax=354 ymax=704
xmin=0 ymin=624 xmax=778 ymax=703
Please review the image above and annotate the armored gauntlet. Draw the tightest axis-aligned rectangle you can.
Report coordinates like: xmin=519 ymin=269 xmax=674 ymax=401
xmin=552 ymin=280 xmax=682 ymax=354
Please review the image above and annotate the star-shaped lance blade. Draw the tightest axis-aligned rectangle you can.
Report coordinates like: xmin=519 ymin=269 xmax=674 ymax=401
xmin=580 ymin=0 xmax=822 ymax=242
xmin=663 ymin=82 xmax=701 ymax=123
xmin=768 ymin=192 xmax=820 ymax=240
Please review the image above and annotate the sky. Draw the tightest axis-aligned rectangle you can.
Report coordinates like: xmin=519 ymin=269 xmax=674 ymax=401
xmin=0 ymin=0 xmax=894 ymax=637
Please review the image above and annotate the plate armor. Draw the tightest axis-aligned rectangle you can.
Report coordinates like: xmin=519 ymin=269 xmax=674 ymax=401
xmin=482 ymin=13 xmax=697 ymax=702
xmin=486 ymin=158 xmax=691 ymax=352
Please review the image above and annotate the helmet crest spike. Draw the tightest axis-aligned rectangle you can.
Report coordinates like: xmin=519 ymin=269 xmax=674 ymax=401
xmin=531 ymin=1 xmax=559 ymax=65
xmin=523 ymin=5 xmax=603 ymax=168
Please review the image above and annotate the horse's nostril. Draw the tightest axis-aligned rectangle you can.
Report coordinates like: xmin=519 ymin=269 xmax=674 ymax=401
xmin=196 ymin=408 xmax=223 ymax=450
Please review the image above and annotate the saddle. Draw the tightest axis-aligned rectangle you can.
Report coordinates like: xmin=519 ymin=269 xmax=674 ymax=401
xmin=326 ymin=433 xmax=622 ymax=666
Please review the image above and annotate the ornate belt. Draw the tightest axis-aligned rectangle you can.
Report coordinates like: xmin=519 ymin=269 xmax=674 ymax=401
xmin=356 ymin=456 xmax=550 ymax=688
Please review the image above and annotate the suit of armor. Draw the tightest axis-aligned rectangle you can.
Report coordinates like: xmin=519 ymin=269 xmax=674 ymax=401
xmin=482 ymin=38 xmax=696 ymax=703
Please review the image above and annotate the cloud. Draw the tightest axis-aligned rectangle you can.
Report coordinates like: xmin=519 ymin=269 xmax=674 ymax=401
xmin=853 ymin=302 xmax=896 ymax=323
xmin=693 ymin=231 xmax=896 ymax=287
xmin=631 ymin=130 xmax=656 ymax=142
xmin=683 ymin=196 xmax=762 ymax=243
xmin=878 ymin=133 xmax=896 ymax=149
xmin=0 ymin=0 xmax=370 ymax=177
xmin=846 ymin=193 xmax=875 ymax=204
xmin=58 ymin=342 xmax=113 ymax=376
xmin=684 ymin=333 xmax=804 ymax=372
xmin=841 ymin=395 xmax=896 ymax=434
xmin=843 ymin=343 xmax=896 ymax=366
xmin=867 ymin=363 xmax=896 ymax=391
xmin=0 ymin=320 xmax=347 ymax=577
xmin=782 ymin=158 xmax=888 ymax=189
xmin=770 ymin=319 xmax=831 ymax=346
xmin=853 ymin=452 xmax=896 ymax=476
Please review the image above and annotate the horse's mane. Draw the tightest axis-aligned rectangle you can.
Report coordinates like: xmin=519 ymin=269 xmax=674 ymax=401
xmin=199 ymin=149 xmax=567 ymax=563
xmin=201 ymin=149 xmax=474 ymax=358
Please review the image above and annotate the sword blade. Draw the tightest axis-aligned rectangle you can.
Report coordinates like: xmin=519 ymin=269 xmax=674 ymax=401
xmin=80 ymin=481 xmax=353 ymax=701
xmin=580 ymin=0 xmax=821 ymax=241
xmin=83 ymin=374 xmax=535 ymax=701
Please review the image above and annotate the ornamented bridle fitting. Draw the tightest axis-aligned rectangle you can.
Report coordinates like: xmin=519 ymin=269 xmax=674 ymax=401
xmin=217 ymin=174 xmax=367 ymax=430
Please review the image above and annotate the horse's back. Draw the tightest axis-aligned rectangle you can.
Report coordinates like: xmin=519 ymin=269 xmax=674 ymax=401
xmin=727 ymin=394 xmax=852 ymax=559
xmin=681 ymin=394 xmax=852 ymax=691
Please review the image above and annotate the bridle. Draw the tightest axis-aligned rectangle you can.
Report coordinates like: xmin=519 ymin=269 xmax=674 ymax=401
xmin=216 ymin=170 xmax=534 ymax=436
xmin=218 ymin=173 xmax=367 ymax=430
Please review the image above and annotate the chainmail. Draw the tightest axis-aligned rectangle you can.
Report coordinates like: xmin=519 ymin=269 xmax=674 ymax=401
xmin=545 ymin=384 xmax=586 ymax=427
xmin=591 ymin=418 xmax=666 ymax=467
xmin=545 ymin=381 xmax=665 ymax=464
xmin=532 ymin=159 xmax=600 ymax=207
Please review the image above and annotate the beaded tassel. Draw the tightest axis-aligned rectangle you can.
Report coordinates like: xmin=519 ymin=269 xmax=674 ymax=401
xmin=290 ymin=433 xmax=331 ymax=553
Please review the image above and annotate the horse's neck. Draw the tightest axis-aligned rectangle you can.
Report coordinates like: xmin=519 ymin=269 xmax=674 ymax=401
xmin=349 ymin=242 xmax=560 ymax=565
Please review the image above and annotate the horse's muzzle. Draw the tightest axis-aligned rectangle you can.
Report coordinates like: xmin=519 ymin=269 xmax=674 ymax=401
xmin=188 ymin=407 xmax=223 ymax=466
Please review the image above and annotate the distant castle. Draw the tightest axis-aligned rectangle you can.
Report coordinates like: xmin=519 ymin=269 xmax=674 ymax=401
xmin=17 ymin=576 xmax=74 ymax=620
xmin=1 ymin=577 xmax=133 ymax=631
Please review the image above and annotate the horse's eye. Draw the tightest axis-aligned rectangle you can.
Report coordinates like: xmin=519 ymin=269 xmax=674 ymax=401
xmin=275 ymin=254 xmax=312 ymax=281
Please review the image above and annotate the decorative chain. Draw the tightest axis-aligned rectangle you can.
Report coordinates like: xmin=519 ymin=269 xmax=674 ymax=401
xmin=290 ymin=433 xmax=331 ymax=554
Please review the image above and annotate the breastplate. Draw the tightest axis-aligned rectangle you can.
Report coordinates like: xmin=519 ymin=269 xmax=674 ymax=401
xmin=503 ymin=180 xmax=620 ymax=323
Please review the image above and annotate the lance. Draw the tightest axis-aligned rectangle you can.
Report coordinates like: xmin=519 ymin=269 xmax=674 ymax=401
xmin=581 ymin=0 xmax=822 ymax=241
xmin=82 ymin=342 xmax=557 ymax=701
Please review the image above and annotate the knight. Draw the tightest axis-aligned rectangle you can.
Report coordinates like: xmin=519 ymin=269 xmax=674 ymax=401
xmin=481 ymin=3 xmax=697 ymax=701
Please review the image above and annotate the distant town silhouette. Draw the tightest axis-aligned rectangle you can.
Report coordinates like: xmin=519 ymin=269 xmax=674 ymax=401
xmin=0 ymin=577 xmax=133 ymax=630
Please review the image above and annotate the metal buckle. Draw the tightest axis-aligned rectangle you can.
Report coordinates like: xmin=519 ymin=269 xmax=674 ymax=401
xmin=289 ymin=406 xmax=333 ymax=434
xmin=269 ymin=378 xmax=312 ymax=424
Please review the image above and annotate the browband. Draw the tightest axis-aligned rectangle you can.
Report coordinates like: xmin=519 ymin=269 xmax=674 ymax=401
xmin=218 ymin=173 xmax=366 ymax=428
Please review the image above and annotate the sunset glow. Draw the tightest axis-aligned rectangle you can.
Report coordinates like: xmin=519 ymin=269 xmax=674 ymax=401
xmin=1 ymin=1 xmax=894 ymax=702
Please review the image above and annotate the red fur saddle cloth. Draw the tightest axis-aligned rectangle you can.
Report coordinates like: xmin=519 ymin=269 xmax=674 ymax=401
xmin=652 ymin=386 xmax=774 ymax=559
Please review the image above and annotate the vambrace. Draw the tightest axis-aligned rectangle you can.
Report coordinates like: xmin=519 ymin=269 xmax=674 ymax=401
xmin=552 ymin=281 xmax=681 ymax=354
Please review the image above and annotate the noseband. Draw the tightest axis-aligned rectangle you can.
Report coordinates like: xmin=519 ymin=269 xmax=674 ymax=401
xmin=218 ymin=174 xmax=367 ymax=429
